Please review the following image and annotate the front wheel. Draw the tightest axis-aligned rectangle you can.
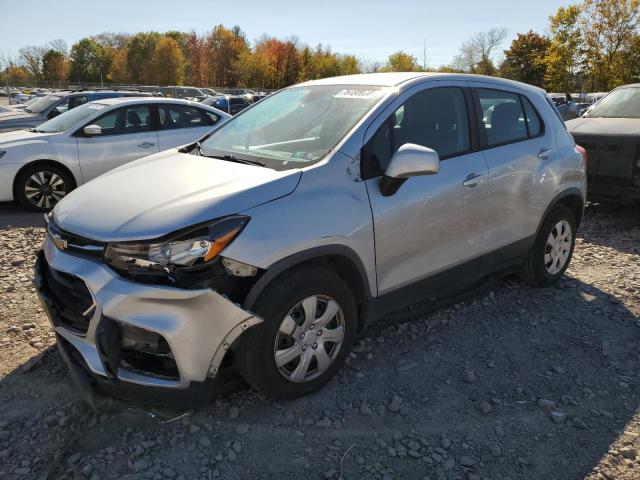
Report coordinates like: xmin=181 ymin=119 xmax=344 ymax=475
xmin=520 ymin=204 xmax=576 ymax=287
xmin=236 ymin=267 xmax=357 ymax=399
xmin=15 ymin=164 xmax=73 ymax=212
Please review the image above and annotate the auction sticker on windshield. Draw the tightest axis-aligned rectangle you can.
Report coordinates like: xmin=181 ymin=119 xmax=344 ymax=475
xmin=333 ymin=89 xmax=383 ymax=99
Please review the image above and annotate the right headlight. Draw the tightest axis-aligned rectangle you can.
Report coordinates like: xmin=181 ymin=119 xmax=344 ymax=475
xmin=104 ymin=215 xmax=249 ymax=278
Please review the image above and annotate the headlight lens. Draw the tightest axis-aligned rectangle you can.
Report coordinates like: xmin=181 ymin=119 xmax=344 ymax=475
xmin=104 ymin=216 xmax=249 ymax=275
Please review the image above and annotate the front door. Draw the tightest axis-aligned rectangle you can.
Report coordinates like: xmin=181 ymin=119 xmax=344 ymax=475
xmin=76 ymin=104 xmax=159 ymax=182
xmin=363 ymin=84 xmax=489 ymax=295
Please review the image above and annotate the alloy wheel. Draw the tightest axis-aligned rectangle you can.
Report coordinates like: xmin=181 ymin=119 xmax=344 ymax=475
xmin=24 ymin=171 xmax=68 ymax=210
xmin=544 ymin=220 xmax=572 ymax=275
xmin=273 ymin=295 xmax=345 ymax=383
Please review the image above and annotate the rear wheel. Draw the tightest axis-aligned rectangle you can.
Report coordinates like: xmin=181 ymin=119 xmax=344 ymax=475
xmin=520 ymin=204 xmax=576 ymax=287
xmin=236 ymin=267 xmax=357 ymax=399
xmin=15 ymin=164 xmax=73 ymax=212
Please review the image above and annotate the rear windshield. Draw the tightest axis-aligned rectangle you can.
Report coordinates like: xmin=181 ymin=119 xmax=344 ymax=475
xmin=25 ymin=95 xmax=61 ymax=114
xmin=585 ymin=87 xmax=640 ymax=118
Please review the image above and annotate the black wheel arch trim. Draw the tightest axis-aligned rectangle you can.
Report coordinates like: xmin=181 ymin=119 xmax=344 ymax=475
xmin=535 ymin=188 xmax=585 ymax=236
xmin=241 ymin=244 xmax=373 ymax=313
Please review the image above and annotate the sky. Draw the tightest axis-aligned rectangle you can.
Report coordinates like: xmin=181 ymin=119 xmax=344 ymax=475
xmin=0 ymin=0 xmax=573 ymax=67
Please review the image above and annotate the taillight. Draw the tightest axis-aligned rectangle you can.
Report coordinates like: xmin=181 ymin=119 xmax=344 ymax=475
xmin=575 ymin=145 xmax=587 ymax=169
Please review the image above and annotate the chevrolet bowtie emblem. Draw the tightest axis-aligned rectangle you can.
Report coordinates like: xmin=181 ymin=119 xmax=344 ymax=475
xmin=50 ymin=231 xmax=68 ymax=250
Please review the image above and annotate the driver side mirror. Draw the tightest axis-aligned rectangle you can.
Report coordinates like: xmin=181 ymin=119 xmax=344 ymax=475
xmin=380 ymin=143 xmax=440 ymax=196
xmin=83 ymin=124 xmax=102 ymax=136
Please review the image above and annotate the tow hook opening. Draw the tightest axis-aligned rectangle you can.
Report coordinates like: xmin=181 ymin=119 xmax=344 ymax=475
xmin=97 ymin=317 xmax=180 ymax=381
xmin=119 ymin=323 xmax=180 ymax=381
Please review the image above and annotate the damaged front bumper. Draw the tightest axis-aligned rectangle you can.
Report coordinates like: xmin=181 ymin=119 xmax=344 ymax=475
xmin=34 ymin=235 xmax=261 ymax=404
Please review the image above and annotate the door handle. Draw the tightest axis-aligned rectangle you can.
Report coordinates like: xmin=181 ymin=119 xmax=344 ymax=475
xmin=462 ymin=173 xmax=485 ymax=188
xmin=138 ymin=142 xmax=155 ymax=149
xmin=538 ymin=147 xmax=552 ymax=160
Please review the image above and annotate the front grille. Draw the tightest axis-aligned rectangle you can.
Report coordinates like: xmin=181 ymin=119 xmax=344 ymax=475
xmin=42 ymin=259 xmax=95 ymax=335
xmin=47 ymin=218 xmax=105 ymax=259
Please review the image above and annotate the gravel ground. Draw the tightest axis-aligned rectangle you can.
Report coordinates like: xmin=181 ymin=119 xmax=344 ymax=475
xmin=0 ymin=202 xmax=639 ymax=480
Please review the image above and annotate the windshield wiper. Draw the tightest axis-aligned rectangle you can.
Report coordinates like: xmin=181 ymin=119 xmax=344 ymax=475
xmin=207 ymin=154 xmax=266 ymax=167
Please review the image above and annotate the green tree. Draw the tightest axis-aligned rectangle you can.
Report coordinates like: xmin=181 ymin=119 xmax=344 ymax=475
xmin=205 ymin=25 xmax=249 ymax=87
xmin=127 ymin=32 xmax=162 ymax=84
xmin=500 ymin=31 xmax=550 ymax=86
xmin=42 ymin=49 xmax=69 ymax=85
xmin=69 ymin=38 xmax=109 ymax=83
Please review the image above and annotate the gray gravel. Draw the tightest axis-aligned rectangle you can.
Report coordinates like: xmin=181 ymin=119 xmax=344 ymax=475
xmin=1 ymin=202 xmax=640 ymax=479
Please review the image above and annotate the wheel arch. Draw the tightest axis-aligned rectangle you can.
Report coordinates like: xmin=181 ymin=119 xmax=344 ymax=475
xmin=12 ymin=159 xmax=79 ymax=200
xmin=241 ymin=245 xmax=373 ymax=333
xmin=536 ymin=188 xmax=585 ymax=236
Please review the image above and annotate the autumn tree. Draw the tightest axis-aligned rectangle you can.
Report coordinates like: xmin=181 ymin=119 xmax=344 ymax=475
xmin=19 ymin=46 xmax=46 ymax=80
xmin=205 ymin=25 xmax=249 ymax=87
xmin=383 ymin=51 xmax=420 ymax=72
xmin=185 ymin=32 xmax=207 ymax=86
xmin=107 ymin=46 xmax=130 ymax=83
xmin=42 ymin=49 xmax=69 ymax=86
xmin=500 ymin=31 xmax=550 ymax=86
xmin=544 ymin=5 xmax=583 ymax=92
xmin=152 ymin=37 xmax=185 ymax=85
xmin=580 ymin=0 xmax=640 ymax=90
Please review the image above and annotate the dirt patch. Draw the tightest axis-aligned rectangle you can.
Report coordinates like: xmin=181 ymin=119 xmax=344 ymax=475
xmin=1 ymin=203 xmax=639 ymax=480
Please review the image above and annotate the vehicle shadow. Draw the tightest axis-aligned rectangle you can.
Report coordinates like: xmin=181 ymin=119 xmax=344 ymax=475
xmin=0 ymin=202 xmax=45 ymax=230
xmin=1 ymin=273 xmax=638 ymax=480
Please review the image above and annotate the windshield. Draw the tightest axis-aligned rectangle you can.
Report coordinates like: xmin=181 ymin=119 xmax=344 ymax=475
xmin=25 ymin=95 xmax=61 ymax=114
xmin=585 ymin=87 xmax=640 ymax=118
xmin=35 ymin=102 xmax=107 ymax=133
xmin=200 ymin=85 xmax=386 ymax=168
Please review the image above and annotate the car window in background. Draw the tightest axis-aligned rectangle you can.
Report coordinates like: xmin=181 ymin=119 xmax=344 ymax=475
xmin=201 ymin=85 xmax=386 ymax=168
xmin=93 ymin=109 xmax=119 ymax=134
xmin=24 ymin=95 xmax=62 ymax=114
xmin=478 ymin=89 xmax=527 ymax=146
xmin=159 ymin=104 xmax=218 ymax=129
xmin=585 ymin=87 xmax=640 ymax=118
xmin=53 ymin=95 xmax=88 ymax=116
xmin=366 ymin=87 xmax=470 ymax=176
xmin=35 ymin=103 xmax=107 ymax=133
xmin=124 ymin=105 xmax=151 ymax=132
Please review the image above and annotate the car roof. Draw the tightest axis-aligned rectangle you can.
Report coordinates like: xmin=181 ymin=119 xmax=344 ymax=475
xmin=94 ymin=97 xmax=209 ymax=106
xmin=299 ymin=72 xmax=547 ymax=95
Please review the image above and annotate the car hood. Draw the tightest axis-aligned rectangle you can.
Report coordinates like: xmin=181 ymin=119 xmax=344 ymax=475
xmin=53 ymin=149 xmax=302 ymax=241
xmin=0 ymin=129 xmax=55 ymax=149
xmin=0 ymin=110 xmax=37 ymax=121
xmin=566 ymin=117 xmax=640 ymax=143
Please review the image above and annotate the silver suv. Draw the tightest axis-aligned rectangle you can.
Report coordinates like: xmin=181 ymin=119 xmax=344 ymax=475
xmin=35 ymin=73 xmax=587 ymax=403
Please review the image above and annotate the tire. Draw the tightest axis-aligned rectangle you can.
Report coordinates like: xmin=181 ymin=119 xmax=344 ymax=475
xmin=15 ymin=164 xmax=74 ymax=212
xmin=520 ymin=204 xmax=576 ymax=287
xmin=236 ymin=267 xmax=357 ymax=400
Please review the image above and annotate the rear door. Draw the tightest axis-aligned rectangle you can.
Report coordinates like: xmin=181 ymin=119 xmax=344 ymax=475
xmin=469 ymin=83 xmax=553 ymax=249
xmin=157 ymin=103 xmax=223 ymax=149
xmin=364 ymin=83 xmax=490 ymax=294
xmin=76 ymin=104 xmax=159 ymax=181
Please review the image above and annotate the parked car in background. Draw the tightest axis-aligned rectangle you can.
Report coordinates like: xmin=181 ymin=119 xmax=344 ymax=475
xmin=35 ymin=73 xmax=585 ymax=404
xmin=549 ymin=93 xmax=579 ymax=120
xmin=0 ymin=97 xmax=229 ymax=211
xmin=9 ymin=92 xmax=32 ymax=105
xmin=160 ymin=86 xmax=206 ymax=99
xmin=201 ymin=95 xmax=250 ymax=115
xmin=567 ymin=83 xmax=640 ymax=202
xmin=0 ymin=91 xmax=152 ymax=133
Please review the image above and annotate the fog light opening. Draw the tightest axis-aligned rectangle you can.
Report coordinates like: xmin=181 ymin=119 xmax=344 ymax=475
xmin=117 ymin=323 xmax=179 ymax=381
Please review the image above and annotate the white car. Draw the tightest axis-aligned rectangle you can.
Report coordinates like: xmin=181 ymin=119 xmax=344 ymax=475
xmin=0 ymin=97 xmax=230 ymax=211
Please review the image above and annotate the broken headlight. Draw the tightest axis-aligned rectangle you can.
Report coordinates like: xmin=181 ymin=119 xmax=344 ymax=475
xmin=104 ymin=216 xmax=249 ymax=277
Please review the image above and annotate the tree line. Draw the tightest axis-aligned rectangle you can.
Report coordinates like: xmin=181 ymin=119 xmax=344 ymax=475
xmin=2 ymin=0 xmax=639 ymax=92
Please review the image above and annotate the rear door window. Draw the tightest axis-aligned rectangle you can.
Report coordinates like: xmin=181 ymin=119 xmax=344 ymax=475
xmin=477 ymin=89 xmax=527 ymax=146
xmin=159 ymin=104 xmax=219 ymax=129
